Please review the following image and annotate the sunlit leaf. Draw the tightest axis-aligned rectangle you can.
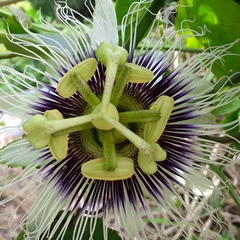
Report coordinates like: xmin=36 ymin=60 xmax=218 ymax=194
xmin=0 ymin=33 xmax=74 ymax=58
xmin=221 ymin=110 xmax=239 ymax=135
xmin=179 ymin=0 xmax=240 ymax=78
xmin=7 ymin=6 xmax=32 ymax=29
xmin=212 ymin=98 xmax=240 ymax=116
xmin=115 ymin=0 xmax=137 ymax=25
xmin=175 ymin=5 xmax=204 ymax=49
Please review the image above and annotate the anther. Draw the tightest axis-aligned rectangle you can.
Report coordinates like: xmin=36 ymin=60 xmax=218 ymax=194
xmin=56 ymin=58 xmax=98 ymax=98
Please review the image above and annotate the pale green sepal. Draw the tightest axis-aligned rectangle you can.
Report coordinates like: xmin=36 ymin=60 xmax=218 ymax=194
xmin=187 ymin=77 xmax=214 ymax=96
xmin=186 ymin=112 xmax=216 ymax=125
xmin=124 ymin=63 xmax=154 ymax=83
xmin=92 ymin=0 xmax=118 ymax=47
xmin=0 ymin=138 xmax=52 ymax=168
xmin=144 ymin=96 xmax=174 ymax=143
xmin=92 ymin=103 xmax=119 ymax=130
xmin=45 ymin=110 xmax=68 ymax=161
xmin=56 ymin=58 xmax=98 ymax=98
xmin=96 ymin=42 xmax=128 ymax=66
xmin=81 ymin=157 xmax=134 ymax=180
xmin=138 ymin=150 xmax=158 ymax=174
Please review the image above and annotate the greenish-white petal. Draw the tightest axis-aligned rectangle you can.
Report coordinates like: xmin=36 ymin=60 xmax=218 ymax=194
xmin=92 ymin=0 xmax=118 ymax=47
xmin=0 ymin=138 xmax=52 ymax=168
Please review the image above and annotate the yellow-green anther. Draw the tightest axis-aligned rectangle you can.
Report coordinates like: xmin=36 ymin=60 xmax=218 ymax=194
xmin=102 ymin=130 xmax=117 ymax=170
xmin=96 ymin=42 xmax=128 ymax=67
xmin=56 ymin=58 xmax=98 ymax=98
xmin=144 ymin=96 xmax=174 ymax=143
xmin=49 ymin=134 xmax=68 ymax=160
xmin=44 ymin=109 xmax=62 ymax=120
xmin=138 ymin=150 xmax=158 ymax=174
xmin=71 ymin=73 xmax=100 ymax=107
xmin=44 ymin=110 xmax=68 ymax=161
xmin=81 ymin=157 xmax=134 ymax=180
xmin=125 ymin=63 xmax=154 ymax=83
xmin=92 ymin=103 xmax=119 ymax=130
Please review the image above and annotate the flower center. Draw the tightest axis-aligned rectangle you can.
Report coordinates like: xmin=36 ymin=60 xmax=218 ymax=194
xmin=23 ymin=42 xmax=174 ymax=180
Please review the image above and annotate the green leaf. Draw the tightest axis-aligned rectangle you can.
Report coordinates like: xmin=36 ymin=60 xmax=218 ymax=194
xmin=7 ymin=6 xmax=32 ymax=30
xmin=16 ymin=213 xmax=121 ymax=240
xmin=221 ymin=110 xmax=239 ymax=135
xmin=0 ymin=0 xmax=22 ymax=7
xmin=233 ymin=0 xmax=240 ymax=5
xmin=179 ymin=0 xmax=240 ymax=78
xmin=16 ymin=229 xmax=25 ymax=240
xmin=175 ymin=5 xmax=204 ymax=50
xmin=2 ymin=16 xmax=26 ymax=34
xmin=212 ymin=98 xmax=240 ymax=116
xmin=116 ymin=0 xmax=166 ymax=50
xmin=115 ymin=0 xmax=136 ymax=25
xmin=0 ymin=33 xmax=74 ymax=58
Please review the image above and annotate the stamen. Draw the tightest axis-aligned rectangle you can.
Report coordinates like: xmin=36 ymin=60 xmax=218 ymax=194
xmin=119 ymin=110 xmax=160 ymax=123
xmin=102 ymin=114 xmax=167 ymax=174
xmin=56 ymin=58 xmax=98 ymax=98
xmin=102 ymin=130 xmax=117 ymax=171
xmin=23 ymin=43 xmax=172 ymax=177
xmin=44 ymin=110 xmax=68 ymax=161
xmin=144 ymin=96 xmax=174 ymax=143
xmin=110 ymin=66 xmax=131 ymax=106
xmin=81 ymin=157 xmax=134 ymax=180
xmin=23 ymin=111 xmax=102 ymax=150
xmin=137 ymin=143 xmax=167 ymax=175
xmin=71 ymin=73 xmax=100 ymax=107
xmin=124 ymin=63 xmax=154 ymax=83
